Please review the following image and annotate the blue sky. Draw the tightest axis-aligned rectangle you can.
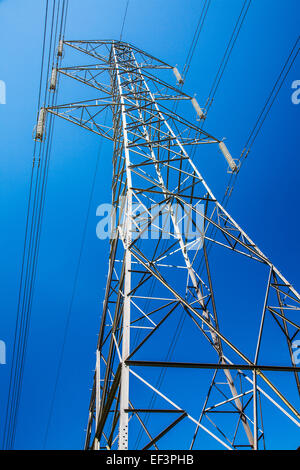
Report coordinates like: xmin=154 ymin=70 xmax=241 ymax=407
xmin=0 ymin=0 xmax=299 ymax=450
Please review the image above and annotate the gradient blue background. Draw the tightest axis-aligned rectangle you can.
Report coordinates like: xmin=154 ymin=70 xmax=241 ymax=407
xmin=0 ymin=0 xmax=299 ymax=449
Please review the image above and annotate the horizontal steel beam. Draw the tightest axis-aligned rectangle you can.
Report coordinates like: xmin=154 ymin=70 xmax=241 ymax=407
xmin=125 ymin=360 xmax=300 ymax=372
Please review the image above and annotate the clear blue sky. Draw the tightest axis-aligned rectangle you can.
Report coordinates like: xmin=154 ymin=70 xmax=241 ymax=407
xmin=0 ymin=0 xmax=299 ymax=450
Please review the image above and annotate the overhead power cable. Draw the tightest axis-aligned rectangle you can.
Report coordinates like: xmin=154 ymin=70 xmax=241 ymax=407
xmin=240 ymin=34 xmax=300 ymax=161
xmin=197 ymin=33 xmax=300 ymax=278
xmin=2 ymin=0 xmax=52 ymax=450
xmin=224 ymin=33 xmax=300 ymax=204
xmin=120 ymin=0 xmax=129 ymax=41
xmin=205 ymin=0 xmax=252 ymax=114
xmin=2 ymin=0 xmax=69 ymax=450
xmin=182 ymin=0 xmax=211 ymax=80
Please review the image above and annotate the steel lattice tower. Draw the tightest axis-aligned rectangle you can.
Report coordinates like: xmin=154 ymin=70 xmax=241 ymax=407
xmin=36 ymin=40 xmax=300 ymax=450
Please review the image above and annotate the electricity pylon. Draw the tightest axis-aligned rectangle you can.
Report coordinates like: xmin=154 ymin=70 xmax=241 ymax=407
xmin=36 ymin=40 xmax=300 ymax=450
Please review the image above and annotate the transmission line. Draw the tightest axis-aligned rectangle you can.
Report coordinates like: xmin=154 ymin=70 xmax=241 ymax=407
xmin=2 ymin=0 xmax=52 ymax=449
xmin=241 ymin=34 xmax=300 ymax=160
xmin=2 ymin=0 xmax=69 ymax=450
xmin=120 ymin=0 xmax=129 ymax=41
xmin=205 ymin=0 xmax=252 ymax=114
xmin=182 ymin=0 xmax=211 ymax=80
xmin=196 ymin=34 xmax=300 ymax=279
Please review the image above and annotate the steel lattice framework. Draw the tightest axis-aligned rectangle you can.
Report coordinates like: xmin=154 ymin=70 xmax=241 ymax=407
xmin=38 ymin=40 xmax=300 ymax=450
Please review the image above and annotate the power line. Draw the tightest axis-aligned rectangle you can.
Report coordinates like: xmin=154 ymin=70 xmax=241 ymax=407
xmin=241 ymin=34 xmax=300 ymax=158
xmin=120 ymin=0 xmax=129 ymax=41
xmin=205 ymin=0 xmax=252 ymax=114
xmin=197 ymin=34 xmax=300 ymax=279
xmin=182 ymin=0 xmax=211 ymax=80
xmin=2 ymin=0 xmax=69 ymax=450
xmin=2 ymin=0 xmax=51 ymax=449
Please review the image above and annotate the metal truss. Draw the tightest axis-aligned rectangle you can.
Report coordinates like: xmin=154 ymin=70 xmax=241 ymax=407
xmin=38 ymin=39 xmax=300 ymax=450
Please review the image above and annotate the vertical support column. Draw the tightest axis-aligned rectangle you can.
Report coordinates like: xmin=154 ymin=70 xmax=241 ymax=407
xmin=112 ymin=43 xmax=132 ymax=450
xmin=119 ymin=245 xmax=131 ymax=449
xmin=94 ymin=349 xmax=101 ymax=450
xmin=253 ymin=370 xmax=258 ymax=450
